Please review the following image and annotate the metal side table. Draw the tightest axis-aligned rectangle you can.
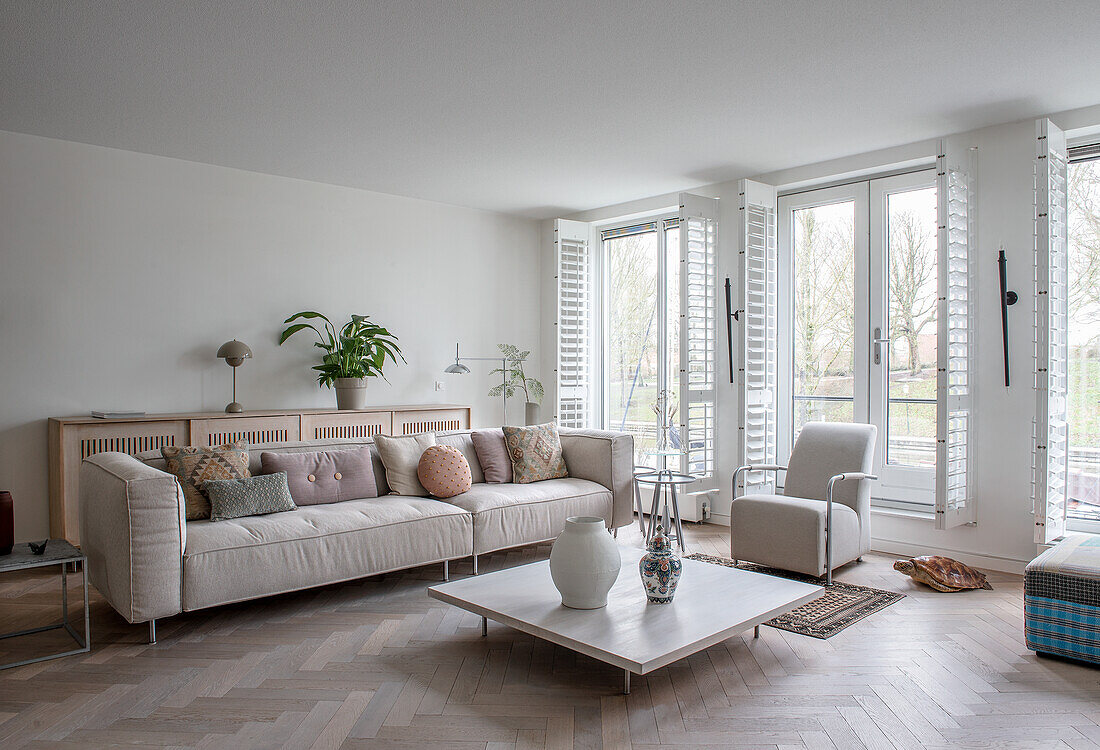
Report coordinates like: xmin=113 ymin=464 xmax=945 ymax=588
xmin=634 ymin=470 xmax=695 ymax=553
xmin=0 ymin=540 xmax=89 ymax=670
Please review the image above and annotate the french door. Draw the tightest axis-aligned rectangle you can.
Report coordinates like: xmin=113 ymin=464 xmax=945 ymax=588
xmin=778 ymin=171 xmax=938 ymax=503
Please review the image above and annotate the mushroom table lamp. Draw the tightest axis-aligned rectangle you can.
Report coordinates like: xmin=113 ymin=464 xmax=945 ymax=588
xmin=217 ymin=339 xmax=253 ymax=413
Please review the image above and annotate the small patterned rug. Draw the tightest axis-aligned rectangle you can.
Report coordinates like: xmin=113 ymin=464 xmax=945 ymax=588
xmin=687 ymin=553 xmax=905 ymax=639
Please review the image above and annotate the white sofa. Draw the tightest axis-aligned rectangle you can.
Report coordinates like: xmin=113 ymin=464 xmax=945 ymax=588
xmin=78 ymin=428 xmax=633 ymax=638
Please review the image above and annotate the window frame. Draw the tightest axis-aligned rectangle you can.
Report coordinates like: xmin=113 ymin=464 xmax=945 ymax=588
xmin=776 ymin=170 xmax=940 ymax=507
xmin=597 ymin=211 xmax=681 ymax=470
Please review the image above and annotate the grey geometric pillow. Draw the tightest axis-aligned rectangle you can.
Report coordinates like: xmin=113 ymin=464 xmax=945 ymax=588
xmin=203 ymin=472 xmax=296 ymax=522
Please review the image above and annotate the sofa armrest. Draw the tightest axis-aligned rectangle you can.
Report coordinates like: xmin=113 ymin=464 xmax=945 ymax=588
xmin=79 ymin=452 xmax=185 ymax=623
xmin=559 ymin=428 xmax=635 ymax=529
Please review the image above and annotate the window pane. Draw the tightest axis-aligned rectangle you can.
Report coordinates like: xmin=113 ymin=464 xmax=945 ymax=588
xmin=792 ymin=201 xmax=855 ymax=440
xmin=606 ymin=229 xmax=659 ymax=465
xmin=664 ymin=223 xmax=682 ymax=464
xmin=1068 ymin=160 xmax=1100 ymax=524
xmin=885 ymin=186 xmax=938 ymax=467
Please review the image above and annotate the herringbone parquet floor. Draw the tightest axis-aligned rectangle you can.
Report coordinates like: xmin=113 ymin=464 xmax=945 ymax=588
xmin=1 ymin=522 xmax=1098 ymax=749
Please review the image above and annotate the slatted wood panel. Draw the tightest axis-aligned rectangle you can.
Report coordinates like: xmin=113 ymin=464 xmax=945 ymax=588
xmin=1 ymin=524 xmax=1089 ymax=749
xmin=190 ymin=416 xmax=301 ymax=448
xmin=50 ymin=419 xmax=190 ymax=543
xmin=393 ymin=408 xmax=470 ymax=436
xmin=301 ymin=411 xmax=392 ymax=440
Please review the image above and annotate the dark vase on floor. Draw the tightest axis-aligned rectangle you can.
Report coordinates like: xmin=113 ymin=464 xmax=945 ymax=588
xmin=0 ymin=491 xmax=12 ymax=555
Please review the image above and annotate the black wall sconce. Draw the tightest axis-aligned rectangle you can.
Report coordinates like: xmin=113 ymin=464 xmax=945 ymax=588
xmin=998 ymin=248 xmax=1018 ymax=387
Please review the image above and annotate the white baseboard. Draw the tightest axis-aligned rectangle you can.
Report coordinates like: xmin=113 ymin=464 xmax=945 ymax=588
xmin=699 ymin=516 xmax=1030 ymax=575
xmin=870 ymin=538 xmax=1030 ymax=575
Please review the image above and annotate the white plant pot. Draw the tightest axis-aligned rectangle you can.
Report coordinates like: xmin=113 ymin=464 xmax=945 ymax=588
xmin=334 ymin=377 xmax=368 ymax=410
xmin=549 ymin=516 xmax=621 ymax=609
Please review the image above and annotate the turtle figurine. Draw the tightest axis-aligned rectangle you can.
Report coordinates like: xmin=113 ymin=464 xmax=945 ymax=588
xmin=893 ymin=555 xmax=993 ymax=592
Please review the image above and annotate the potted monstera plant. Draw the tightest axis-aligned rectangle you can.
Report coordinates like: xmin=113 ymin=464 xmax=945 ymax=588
xmin=279 ymin=311 xmax=405 ymax=410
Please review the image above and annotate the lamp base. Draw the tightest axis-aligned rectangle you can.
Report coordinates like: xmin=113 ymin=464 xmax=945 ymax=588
xmin=225 ymin=402 xmax=243 ymax=414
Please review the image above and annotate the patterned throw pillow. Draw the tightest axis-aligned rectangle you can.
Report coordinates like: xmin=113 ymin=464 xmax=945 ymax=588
xmin=204 ymin=472 xmax=296 ymax=522
xmin=417 ymin=445 xmax=472 ymax=498
xmin=162 ymin=441 xmax=251 ymax=520
xmin=502 ymin=423 xmax=568 ymax=484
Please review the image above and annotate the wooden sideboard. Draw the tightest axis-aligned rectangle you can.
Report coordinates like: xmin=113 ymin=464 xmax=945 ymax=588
xmin=48 ymin=404 xmax=471 ymax=545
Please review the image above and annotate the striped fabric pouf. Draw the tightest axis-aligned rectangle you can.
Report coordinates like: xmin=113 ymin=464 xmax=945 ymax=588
xmin=1024 ymin=535 xmax=1100 ymax=665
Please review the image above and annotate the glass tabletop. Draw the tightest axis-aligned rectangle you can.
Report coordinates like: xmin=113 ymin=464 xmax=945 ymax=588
xmin=634 ymin=470 xmax=696 ymax=485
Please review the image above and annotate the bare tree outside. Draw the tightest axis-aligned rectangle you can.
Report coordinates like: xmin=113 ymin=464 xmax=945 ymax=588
xmin=1067 ymin=159 xmax=1100 ymax=523
xmin=793 ymin=202 xmax=855 ymax=431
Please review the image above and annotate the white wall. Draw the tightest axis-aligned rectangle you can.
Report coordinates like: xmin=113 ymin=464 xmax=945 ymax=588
xmin=0 ymin=130 xmax=542 ymax=541
xmin=545 ymin=103 xmax=1100 ymax=573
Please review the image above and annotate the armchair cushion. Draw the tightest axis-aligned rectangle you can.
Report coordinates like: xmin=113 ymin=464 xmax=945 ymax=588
xmin=730 ymin=493 xmax=862 ymax=577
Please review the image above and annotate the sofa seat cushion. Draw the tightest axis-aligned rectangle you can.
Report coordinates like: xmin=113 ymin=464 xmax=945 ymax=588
xmin=182 ymin=496 xmax=472 ymax=611
xmin=442 ymin=478 xmax=612 ymax=555
xmin=730 ymin=493 xmax=862 ymax=577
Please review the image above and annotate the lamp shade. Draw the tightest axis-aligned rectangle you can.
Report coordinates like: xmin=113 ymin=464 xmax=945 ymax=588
xmin=217 ymin=339 xmax=253 ymax=366
xmin=444 ymin=362 xmax=471 ymax=374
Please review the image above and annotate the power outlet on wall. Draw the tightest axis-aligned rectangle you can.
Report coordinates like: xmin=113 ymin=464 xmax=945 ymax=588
xmin=434 ymin=381 xmax=445 ymax=392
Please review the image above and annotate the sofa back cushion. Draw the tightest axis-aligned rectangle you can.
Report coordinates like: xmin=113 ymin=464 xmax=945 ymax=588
xmin=375 ymin=433 xmax=437 ymax=496
xmin=260 ymin=446 xmax=377 ymax=505
xmin=436 ymin=432 xmax=484 ymax=484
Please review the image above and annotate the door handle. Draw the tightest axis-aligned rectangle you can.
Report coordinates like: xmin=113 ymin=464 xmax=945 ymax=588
xmin=873 ymin=327 xmax=890 ymax=365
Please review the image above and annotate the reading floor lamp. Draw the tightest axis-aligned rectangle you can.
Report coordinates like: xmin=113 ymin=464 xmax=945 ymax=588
xmin=444 ymin=343 xmax=510 ymax=423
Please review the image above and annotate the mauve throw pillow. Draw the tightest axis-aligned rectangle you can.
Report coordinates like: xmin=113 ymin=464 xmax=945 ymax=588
xmin=471 ymin=429 xmax=513 ymax=483
xmin=259 ymin=446 xmax=377 ymax=505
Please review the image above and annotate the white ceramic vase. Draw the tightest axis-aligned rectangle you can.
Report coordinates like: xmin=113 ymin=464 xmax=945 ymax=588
xmin=549 ymin=516 xmax=621 ymax=609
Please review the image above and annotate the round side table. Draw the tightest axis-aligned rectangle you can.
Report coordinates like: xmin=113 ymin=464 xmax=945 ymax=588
xmin=634 ymin=470 xmax=694 ymax=553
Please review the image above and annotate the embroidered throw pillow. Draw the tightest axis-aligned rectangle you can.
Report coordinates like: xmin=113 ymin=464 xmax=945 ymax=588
xmin=204 ymin=472 xmax=296 ymax=522
xmin=374 ymin=433 xmax=437 ymax=496
xmin=502 ymin=423 xmax=568 ymax=484
xmin=471 ymin=429 xmax=513 ymax=483
xmin=417 ymin=445 xmax=473 ymax=498
xmin=259 ymin=446 xmax=377 ymax=505
xmin=162 ymin=441 xmax=250 ymax=520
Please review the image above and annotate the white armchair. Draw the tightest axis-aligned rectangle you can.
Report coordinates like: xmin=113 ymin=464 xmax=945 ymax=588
xmin=730 ymin=422 xmax=877 ymax=584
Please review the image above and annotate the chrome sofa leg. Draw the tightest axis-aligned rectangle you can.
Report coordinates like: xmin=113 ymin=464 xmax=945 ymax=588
xmin=443 ymin=560 xmax=449 ymax=582
xmin=754 ymin=625 xmax=760 ymax=639
xmin=148 ymin=619 xmax=156 ymax=644
xmin=472 ymin=554 xmax=478 ymax=576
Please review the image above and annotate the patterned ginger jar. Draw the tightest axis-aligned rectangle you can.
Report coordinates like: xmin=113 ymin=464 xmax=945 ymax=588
xmin=639 ymin=525 xmax=682 ymax=604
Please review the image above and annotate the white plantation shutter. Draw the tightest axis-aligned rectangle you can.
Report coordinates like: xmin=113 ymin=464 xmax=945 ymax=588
xmin=679 ymin=193 xmax=718 ymax=486
xmin=736 ymin=180 xmax=778 ymax=493
xmin=935 ymin=140 xmax=977 ymax=529
xmin=1033 ymin=118 xmax=1070 ymax=544
xmin=555 ymin=219 xmax=593 ymax=428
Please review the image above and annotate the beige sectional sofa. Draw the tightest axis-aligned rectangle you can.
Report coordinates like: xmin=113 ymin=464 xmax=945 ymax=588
xmin=78 ymin=428 xmax=633 ymax=638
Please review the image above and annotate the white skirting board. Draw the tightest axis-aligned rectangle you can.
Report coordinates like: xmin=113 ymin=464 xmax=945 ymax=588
xmin=701 ymin=515 xmax=1035 ymax=574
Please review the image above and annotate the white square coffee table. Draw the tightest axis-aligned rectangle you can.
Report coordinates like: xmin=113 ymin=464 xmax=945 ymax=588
xmin=428 ymin=547 xmax=821 ymax=693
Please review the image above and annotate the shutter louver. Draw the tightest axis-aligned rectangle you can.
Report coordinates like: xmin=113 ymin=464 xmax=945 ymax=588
xmin=1033 ymin=119 xmax=1070 ymax=544
xmin=737 ymin=180 xmax=778 ymax=493
xmin=679 ymin=193 xmax=718 ymax=484
xmin=935 ymin=140 xmax=977 ymax=529
xmin=555 ymin=219 xmax=593 ymax=429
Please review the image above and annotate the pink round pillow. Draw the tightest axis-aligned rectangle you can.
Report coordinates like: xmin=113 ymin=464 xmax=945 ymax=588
xmin=417 ymin=445 xmax=472 ymax=498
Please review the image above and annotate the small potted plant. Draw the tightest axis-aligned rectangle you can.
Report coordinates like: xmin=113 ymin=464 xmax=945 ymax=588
xmin=279 ymin=311 xmax=405 ymax=410
xmin=489 ymin=344 xmax=544 ymax=425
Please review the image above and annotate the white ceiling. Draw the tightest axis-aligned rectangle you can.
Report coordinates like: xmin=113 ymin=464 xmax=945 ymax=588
xmin=3 ymin=1 xmax=1100 ymax=218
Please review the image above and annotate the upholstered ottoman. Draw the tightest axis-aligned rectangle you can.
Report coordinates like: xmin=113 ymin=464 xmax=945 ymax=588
xmin=1024 ymin=535 xmax=1100 ymax=665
